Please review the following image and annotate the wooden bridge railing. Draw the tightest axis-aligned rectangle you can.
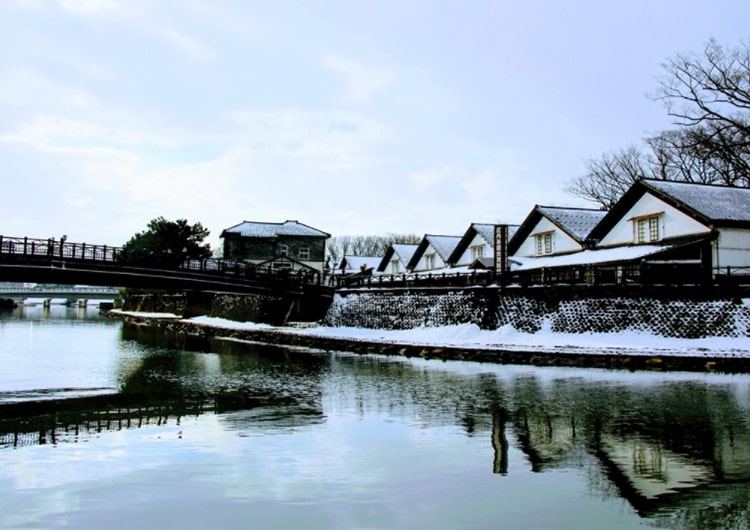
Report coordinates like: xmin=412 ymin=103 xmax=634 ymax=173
xmin=0 ymin=235 xmax=120 ymax=262
xmin=0 ymin=235 xmax=324 ymax=288
xmin=331 ymin=269 xmax=495 ymax=289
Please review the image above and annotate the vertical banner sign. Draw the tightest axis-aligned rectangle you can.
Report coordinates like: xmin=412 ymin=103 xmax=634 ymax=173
xmin=494 ymin=224 xmax=508 ymax=279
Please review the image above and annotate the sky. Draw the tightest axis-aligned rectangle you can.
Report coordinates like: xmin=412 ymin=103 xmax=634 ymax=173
xmin=1 ymin=0 xmax=749 ymax=251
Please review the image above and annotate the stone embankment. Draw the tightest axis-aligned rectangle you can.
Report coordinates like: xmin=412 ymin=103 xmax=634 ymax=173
xmin=114 ymin=285 xmax=750 ymax=373
xmin=325 ymin=287 xmax=750 ymax=338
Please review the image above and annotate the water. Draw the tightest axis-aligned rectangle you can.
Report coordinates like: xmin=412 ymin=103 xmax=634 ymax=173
xmin=1 ymin=306 xmax=750 ymax=529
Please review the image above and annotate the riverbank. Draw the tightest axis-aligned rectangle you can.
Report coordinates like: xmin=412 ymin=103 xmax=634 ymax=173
xmin=110 ymin=310 xmax=750 ymax=373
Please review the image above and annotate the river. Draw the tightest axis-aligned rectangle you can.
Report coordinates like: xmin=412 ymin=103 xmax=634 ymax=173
xmin=1 ymin=304 xmax=750 ymax=529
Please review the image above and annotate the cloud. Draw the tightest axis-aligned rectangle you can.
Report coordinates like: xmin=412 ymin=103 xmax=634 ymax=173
xmin=9 ymin=0 xmax=119 ymax=13
xmin=323 ymin=55 xmax=393 ymax=104
xmin=231 ymin=108 xmax=391 ymax=170
xmin=160 ymin=26 xmax=215 ymax=62
xmin=407 ymin=166 xmax=462 ymax=191
xmin=59 ymin=0 xmax=118 ymax=13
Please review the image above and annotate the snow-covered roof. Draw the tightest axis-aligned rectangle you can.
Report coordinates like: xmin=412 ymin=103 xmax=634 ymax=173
xmin=509 ymin=205 xmax=607 ymax=255
xmin=537 ymin=206 xmax=608 ymax=241
xmin=222 ymin=220 xmax=330 ymax=239
xmin=424 ymin=235 xmax=462 ymax=261
xmin=643 ymin=179 xmax=750 ymax=223
xmin=510 ymin=244 xmax=674 ymax=271
xmin=391 ymin=244 xmax=418 ymax=264
xmin=340 ymin=255 xmax=380 ymax=271
xmin=472 ymin=223 xmax=497 ymax=244
xmin=448 ymin=223 xmax=520 ymax=265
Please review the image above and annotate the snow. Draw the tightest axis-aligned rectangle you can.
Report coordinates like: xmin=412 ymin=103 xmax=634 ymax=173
xmin=222 ymin=220 xmax=329 ymax=238
xmin=510 ymin=244 xmax=670 ymax=271
xmin=110 ymin=310 xmax=182 ymax=319
xmin=178 ymin=316 xmax=750 ymax=359
xmin=423 ymin=235 xmax=462 ymax=261
xmin=644 ymin=179 xmax=750 ymax=223
xmin=537 ymin=206 xmax=607 ymax=241
xmin=339 ymin=255 xmax=381 ymax=271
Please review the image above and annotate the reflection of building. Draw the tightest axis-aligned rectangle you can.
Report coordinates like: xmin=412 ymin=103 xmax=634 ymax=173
xmin=598 ymin=437 xmax=714 ymax=501
xmin=511 ymin=412 xmax=579 ymax=472
xmin=503 ymin=389 xmax=750 ymax=519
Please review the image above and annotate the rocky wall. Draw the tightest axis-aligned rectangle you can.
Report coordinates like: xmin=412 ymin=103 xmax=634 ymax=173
xmin=324 ymin=289 xmax=750 ymax=338
xmin=122 ymin=291 xmax=292 ymax=324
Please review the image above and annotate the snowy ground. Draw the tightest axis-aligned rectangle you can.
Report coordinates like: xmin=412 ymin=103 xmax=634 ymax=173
xmin=112 ymin=311 xmax=750 ymax=359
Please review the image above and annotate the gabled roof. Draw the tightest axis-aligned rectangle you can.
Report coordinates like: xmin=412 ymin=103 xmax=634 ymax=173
xmin=255 ymin=255 xmax=317 ymax=271
xmin=406 ymin=234 xmax=461 ymax=270
xmin=221 ymin=220 xmax=330 ymax=239
xmin=339 ymin=255 xmax=380 ymax=271
xmin=447 ymin=223 xmax=520 ymax=265
xmin=377 ymin=244 xmax=419 ymax=272
xmin=508 ymin=206 xmax=607 ymax=255
xmin=589 ymin=179 xmax=750 ymax=241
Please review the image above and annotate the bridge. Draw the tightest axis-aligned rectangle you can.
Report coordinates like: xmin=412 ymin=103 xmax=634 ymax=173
xmin=0 ymin=236 xmax=334 ymax=318
xmin=0 ymin=285 xmax=120 ymax=300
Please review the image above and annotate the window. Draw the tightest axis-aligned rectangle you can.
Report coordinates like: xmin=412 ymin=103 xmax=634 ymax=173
xmin=634 ymin=215 xmax=661 ymax=243
xmin=298 ymin=246 xmax=310 ymax=260
xmin=535 ymin=233 xmax=553 ymax=255
xmin=471 ymin=245 xmax=484 ymax=260
xmin=391 ymin=259 xmax=400 ymax=273
xmin=425 ymin=253 xmax=435 ymax=270
xmin=279 ymin=244 xmax=289 ymax=257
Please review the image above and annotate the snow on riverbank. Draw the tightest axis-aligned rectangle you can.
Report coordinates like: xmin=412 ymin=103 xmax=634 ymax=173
xmin=180 ymin=315 xmax=750 ymax=358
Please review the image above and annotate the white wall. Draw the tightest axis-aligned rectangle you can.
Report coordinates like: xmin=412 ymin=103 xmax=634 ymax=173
xmin=513 ymin=217 xmax=582 ymax=257
xmin=388 ymin=256 xmax=406 ymax=274
xmin=715 ymin=228 xmax=750 ymax=269
xmin=598 ymin=194 xmax=709 ymax=247
xmin=454 ymin=233 xmax=491 ymax=266
xmin=412 ymin=243 xmax=448 ymax=272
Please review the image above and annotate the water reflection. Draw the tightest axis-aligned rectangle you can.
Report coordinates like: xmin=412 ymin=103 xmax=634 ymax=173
xmin=2 ymin=316 xmax=750 ymax=528
xmin=0 ymin=303 xmax=112 ymax=323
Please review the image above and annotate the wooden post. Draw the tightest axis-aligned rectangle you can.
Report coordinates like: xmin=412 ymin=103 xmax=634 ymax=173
xmin=23 ymin=237 xmax=28 ymax=255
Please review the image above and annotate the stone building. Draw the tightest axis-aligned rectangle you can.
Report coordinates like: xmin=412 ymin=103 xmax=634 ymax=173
xmin=220 ymin=220 xmax=330 ymax=272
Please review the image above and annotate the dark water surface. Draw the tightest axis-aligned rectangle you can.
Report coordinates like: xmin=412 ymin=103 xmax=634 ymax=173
xmin=1 ymin=306 xmax=750 ymax=529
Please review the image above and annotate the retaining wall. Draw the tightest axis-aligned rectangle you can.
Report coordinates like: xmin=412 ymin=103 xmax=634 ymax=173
xmin=323 ymin=287 xmax=750 ymax=339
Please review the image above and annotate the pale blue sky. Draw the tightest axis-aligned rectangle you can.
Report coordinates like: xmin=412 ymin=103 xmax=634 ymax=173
xmin=1 ymin=0 xmax=748 ymax=249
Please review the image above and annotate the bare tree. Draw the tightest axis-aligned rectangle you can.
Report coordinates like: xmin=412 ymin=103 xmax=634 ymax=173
xmin=564 ymin=145 xmax=648 ymax=208
xmin=652 ymin=38 xmax=750 ymax=186
xmin=567 ymin=39 xmax=750 ymax=208
xmin=648 ymin=127 xmax=750 ymax=186
xmin=654 ymin=38 xmax=750 ymax=138
xmin=326 ymin=233 xmax=421 ymax=265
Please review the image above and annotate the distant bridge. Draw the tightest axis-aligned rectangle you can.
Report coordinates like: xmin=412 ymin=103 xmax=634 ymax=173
xmin=0 ymin=236 xmax=333 ymax=311
xmin=0 ymin=285 xmax=120 ymax=301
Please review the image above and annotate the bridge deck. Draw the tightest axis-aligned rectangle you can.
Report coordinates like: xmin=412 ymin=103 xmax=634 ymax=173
xmin=0 ymin=235 xmax=334 ymax=299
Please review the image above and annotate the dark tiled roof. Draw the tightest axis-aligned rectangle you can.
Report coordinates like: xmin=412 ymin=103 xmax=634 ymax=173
xmin=222 ymin=220 xmax=330 ymax=238
xmin=643 ymin=179 xmax=750 ymax=223
xmin=536 ymin=206 xmax=608 ymax=241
